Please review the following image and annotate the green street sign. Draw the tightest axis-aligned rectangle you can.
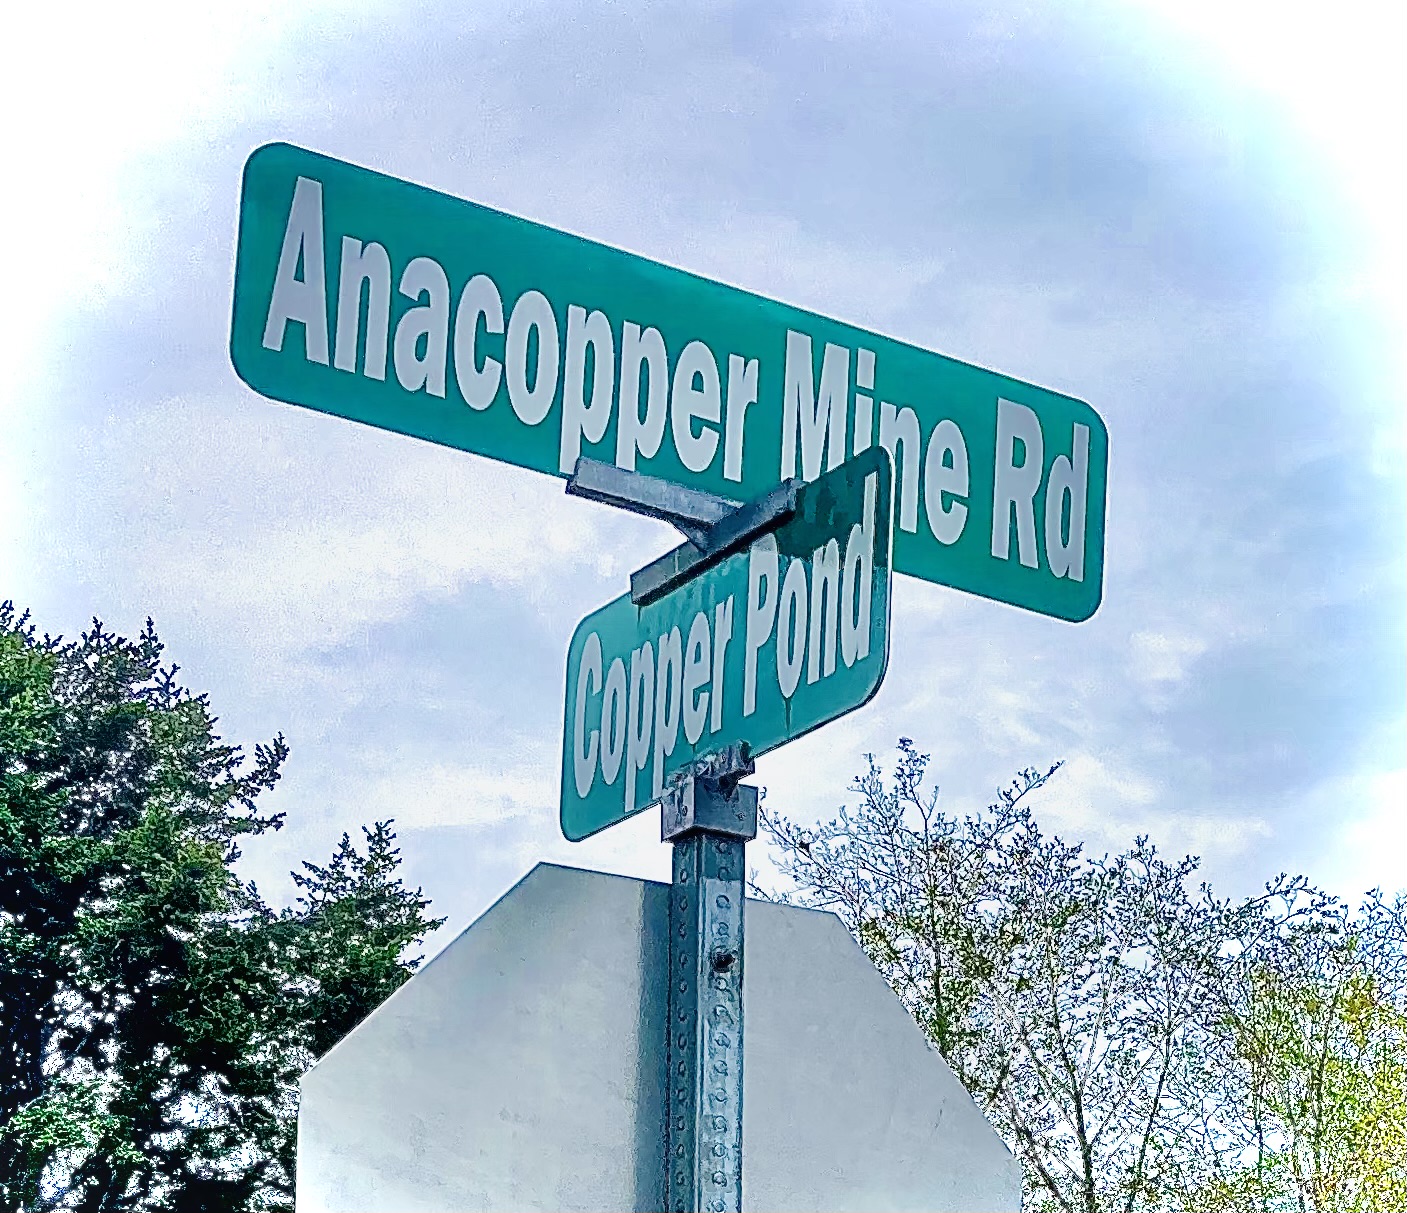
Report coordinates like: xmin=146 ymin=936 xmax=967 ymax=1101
xmin=231 ymin=142 xmax=1106 ymax=620
xmin=560 ymin=448 xmax=894 ymax=842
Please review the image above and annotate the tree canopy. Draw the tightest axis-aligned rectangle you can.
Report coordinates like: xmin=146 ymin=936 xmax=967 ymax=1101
xmin=761 ymin=738 xmax=1407 ymax=1213
xmin=0 ymin=605 xmax=442 ymax=1212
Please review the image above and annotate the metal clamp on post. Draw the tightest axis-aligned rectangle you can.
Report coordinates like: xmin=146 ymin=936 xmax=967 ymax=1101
xmin=661 ymin=744 xmax=757 ymax=843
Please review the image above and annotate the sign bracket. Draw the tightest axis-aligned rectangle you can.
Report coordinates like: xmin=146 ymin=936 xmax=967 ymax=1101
xmin=566 ymin=457 xmax=741 ymax=546
xmin=661 ymin=743 xmax=756 ymax=1213
xmin=566 ymin=458 xmax=801 ymax=606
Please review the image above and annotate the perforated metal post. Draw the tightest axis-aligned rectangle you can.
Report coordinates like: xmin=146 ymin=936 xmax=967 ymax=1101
xmin=563 ymin=461 xmax=779 ymax=1211
xmin=663 ymin=746 xmax=756 ymax=1213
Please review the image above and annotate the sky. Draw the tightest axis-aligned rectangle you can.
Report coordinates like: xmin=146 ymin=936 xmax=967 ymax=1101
xmin=2 ymin=0 xmax=1403 ymax=953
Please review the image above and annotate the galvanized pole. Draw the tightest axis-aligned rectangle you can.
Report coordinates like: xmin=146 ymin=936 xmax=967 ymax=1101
xmin=662 ymin=745 xmax=757 ymax=1213
xmin=563 ymin=461 xmax=781 ymax=1211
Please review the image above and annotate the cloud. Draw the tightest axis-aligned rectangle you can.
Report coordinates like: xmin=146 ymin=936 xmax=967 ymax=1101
xmin=1129 ymin=631 xmax=1210 ymax=687
xmin=359 ymin=761 xmax=554 ymax=833
xmin=1031 ymin=752 xmax=1274 ymax=865
xmin=1328 ymin=767 xmax=1407 ymax=900
xmin=45 ymin=384 xmax=675 ymax=667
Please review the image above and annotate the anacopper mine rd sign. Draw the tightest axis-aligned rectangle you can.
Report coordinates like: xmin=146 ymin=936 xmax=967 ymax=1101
xmin=231 ymin=142 xmax=1107 ymax=621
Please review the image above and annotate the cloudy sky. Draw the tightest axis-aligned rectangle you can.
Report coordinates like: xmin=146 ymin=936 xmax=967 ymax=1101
xmin=2 ymin=0 xmax=1402 ymax=949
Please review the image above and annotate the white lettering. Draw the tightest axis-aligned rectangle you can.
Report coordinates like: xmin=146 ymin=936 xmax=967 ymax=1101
xmin=777 ymin=558 xmax=809 ymax=700
xmin=840 ymin=472 xmax=879 ymax=667
xmin=652 ymin=627 xmax=684 ymax=798
xmin=452 ymin=273 xmax=504 ymax=410
xmin=683 ymin=612 xmax=712 ymax=745
xmin=615 ymin=322 xmax=668 ymax=470
xmin=922 ymin=418 xmax=969 ymax=545
xmin=573 ymin=632 xmax=602 ymax=799
xmin=262 ymin=175 xmax=329 ymax=364
xmin=743 ymin=537 xmax=778 ymax=717
xmin=671 ymin=341 xmax=722 ymax=473
xmin=711 ymin=598 xmax=733 ymax=733
xmin=601 ymin=658 xmax=627 ymax=786
xmin=560 ymin=306 xmax=616 ymax=472
xmin=879 ymin=401 xmax=920 ymax=533
xmin=854 ymin=348 xmax=876 ymax=453
xmin=992 ymin=398 xmax=1043 ymax=568
xmin=625 ymin=642 xmax=656 ymax=814
xmin=1045 ymin=423 xmax=1090 ymax=581
xmin=393 ymin=257 xmax=449 ymax=397
xmin=781 ymin=331 xmax=849 ymax=480
xmin=333 ymin=237 xmax=390 ymax=379
xmin=505 ymin=290 xmax=560 ymax=425
xmin=807 ymin=539 xmax=841 ymax=684
xmin=723 ymin=354 xmax=758 ymax=483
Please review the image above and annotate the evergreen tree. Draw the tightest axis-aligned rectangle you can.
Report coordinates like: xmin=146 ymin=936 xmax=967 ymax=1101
xmin=0 ymin=605 xmax=442 ymax=1212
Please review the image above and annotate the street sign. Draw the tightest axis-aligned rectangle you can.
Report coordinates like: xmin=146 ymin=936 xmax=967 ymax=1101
xmin=559 ymin=448 xmax=893 ymax=842
xmin=231 ymin=142 xmax=1107 ymax=621
xmin=296 ymin=863 xmax=1022 ymax=1213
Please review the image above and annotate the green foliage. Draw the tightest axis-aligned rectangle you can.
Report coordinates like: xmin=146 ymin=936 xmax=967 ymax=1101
xmin=0 ymin=604 xmax=443 ymax=1212
xmin=1194 ymin=891 xmax=1407 ymax=1212
xmin=761 ymin=739 xmax=1407 ymax=1213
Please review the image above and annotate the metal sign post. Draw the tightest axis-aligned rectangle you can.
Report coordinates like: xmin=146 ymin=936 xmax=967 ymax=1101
xmin=661 ymin=744 xmax=756 ymax=1213
xmin=564 ymin=464 xmax=777 ymax=1212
